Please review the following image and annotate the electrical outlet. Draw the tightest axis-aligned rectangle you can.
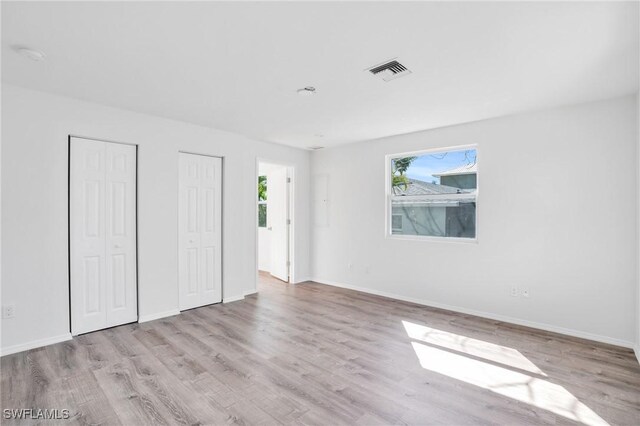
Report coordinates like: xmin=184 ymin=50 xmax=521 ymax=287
xmin=2 ymin=305 xmax=15 ymax=319
xmin=510 ymin=286 xmax=518 ymax=297
xmin=522 ymin=288 xmax=530 ymax=298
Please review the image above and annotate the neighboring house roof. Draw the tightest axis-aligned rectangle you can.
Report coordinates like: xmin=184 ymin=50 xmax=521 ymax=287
xmin=392 ymin=178 xmax=461 ymax=196
xmin=433 ymin=162 xmax=477 ymax=177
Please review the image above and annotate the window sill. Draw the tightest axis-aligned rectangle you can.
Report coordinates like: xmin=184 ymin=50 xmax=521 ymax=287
xmin=385 ymin=234 xmax=478 ymax=244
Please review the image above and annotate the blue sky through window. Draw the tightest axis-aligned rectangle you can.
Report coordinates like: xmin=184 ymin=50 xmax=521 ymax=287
xmin=403 ymin=149 xmax=476 ymax=183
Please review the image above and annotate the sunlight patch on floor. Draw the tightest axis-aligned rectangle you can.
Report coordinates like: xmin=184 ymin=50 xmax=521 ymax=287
xmin=404 ymin=322 xmax=608 ymax=425
xmin=402 ymin=320 xmax=545 ymax=375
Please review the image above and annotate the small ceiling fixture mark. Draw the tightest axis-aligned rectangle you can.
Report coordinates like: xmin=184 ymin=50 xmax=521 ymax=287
xmin=12 ymin=45 xmax=46 ymax=62
xmin=297 ymin=86 xmax=316 ymax=96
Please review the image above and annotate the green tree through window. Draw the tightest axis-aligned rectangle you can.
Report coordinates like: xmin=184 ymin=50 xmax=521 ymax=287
xmin=391 ymin=156 xmax=417 ymax=192
xmin=258 ymin=175 xmax=267 ymax=227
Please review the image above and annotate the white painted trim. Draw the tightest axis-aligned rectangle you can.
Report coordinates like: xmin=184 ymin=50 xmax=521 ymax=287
xmin=138 ymin=309 xmax=180 ymax=323
xmin=244 ymin=290 xmax=258 ymax=297
xmin=292 ymin=276 xmax=311 ymax=284
xmin=635 ymin=345 xmax=640 ymax=365
xmin=386 ymin=234 xmax=479 ymax=244
xmin=1 ymin=333 xmax=73 ymax=357
xmin=223 ymin=295 xmax=244 ymax=303
xmin=312 ymin=277 xmax=635 ymax=349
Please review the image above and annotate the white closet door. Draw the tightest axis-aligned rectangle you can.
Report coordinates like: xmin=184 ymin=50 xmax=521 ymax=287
xmin=104 ymin=143 xmax=138 ymax=327
xmin=70 ymin=137 xmax=137 ymax=335
xmin=179 ymin=153 xmax=222 ymax=310
xmin=70 ymin=139 xmax=107 ymax=334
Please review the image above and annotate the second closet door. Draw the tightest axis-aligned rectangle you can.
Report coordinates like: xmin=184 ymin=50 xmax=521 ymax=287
xmin=178 ymin=153 xmax=222 ymax=310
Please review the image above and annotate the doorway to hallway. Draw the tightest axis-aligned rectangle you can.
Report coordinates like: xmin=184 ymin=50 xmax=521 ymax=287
xmin=257 ymin=161 xmax=293 ymax=284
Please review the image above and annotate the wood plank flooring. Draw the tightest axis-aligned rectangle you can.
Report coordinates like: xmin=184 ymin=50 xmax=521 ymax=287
xmin=2 ymin=273 xmax=639 ymax=425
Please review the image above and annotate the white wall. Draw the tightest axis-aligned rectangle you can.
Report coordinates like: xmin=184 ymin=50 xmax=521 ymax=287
xmin=637 ymin=91 xmax=640 ymax=359
xmin=311 ymin=95 xmax=638 ymax=347
xmin=1 ymin=84 xmax=310 ymax=354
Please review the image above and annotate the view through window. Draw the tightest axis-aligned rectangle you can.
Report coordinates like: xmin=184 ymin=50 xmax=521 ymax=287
xmin=258 ymin=175 xmax=267 ymax=227
xmin=389 ymin=147 xmax=477 ymax=239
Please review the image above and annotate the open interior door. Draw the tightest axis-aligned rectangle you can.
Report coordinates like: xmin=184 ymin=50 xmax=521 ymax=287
xmin=269 ymin=167 xmax=289 ymax=282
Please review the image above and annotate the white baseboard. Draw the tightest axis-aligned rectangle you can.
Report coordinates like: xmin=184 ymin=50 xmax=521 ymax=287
xmin=311 ymin=277 xmax=635 ymax=349
xmin=1 ymin=333 xmax=73 ymax=357
xmin=635 ymin=345 xmax=640 ymax=365
xmin=138 ymin=309 xmax=180 ymax=323
xmin=244 ymin=290 xmax=258 ymax=297
xmin=223 ymin=294 xmax=244 ymax=303
xmin=292 ymin=276 xmax=312 ymax=284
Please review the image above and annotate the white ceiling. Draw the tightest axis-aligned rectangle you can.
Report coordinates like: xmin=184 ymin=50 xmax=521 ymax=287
xmin=2 ymin=1 xmax=638 ymax=149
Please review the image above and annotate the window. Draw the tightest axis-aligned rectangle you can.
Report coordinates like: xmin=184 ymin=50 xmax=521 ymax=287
xmin=258 ymin=175 xmax=267 ymax=228
xmin=387 ymin=146 xmax=477 ymax=240
xmin=392 ymin=214 xmax=403 ymax=232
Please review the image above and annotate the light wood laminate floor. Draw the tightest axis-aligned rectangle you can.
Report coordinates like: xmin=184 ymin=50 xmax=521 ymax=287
xmin=2 ymin=273 xmax=639 ymax=425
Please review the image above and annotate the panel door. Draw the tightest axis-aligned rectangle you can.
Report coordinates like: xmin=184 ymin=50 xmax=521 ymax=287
xmin=70 ymin=137 xmax=137 ymax=335
xmin=70 ymin=138 xmax=108 ymax=334
xmin=269 ymin=167 xmax=289 ymax=282
xmin=105 ymin=143 xmax=138 ymax=327
xmin=178 ymin=153 xmax=222 ymax=310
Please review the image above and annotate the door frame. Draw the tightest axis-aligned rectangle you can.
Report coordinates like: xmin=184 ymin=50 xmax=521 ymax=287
xmin=254 ymin=157 xmax=295 ymax=292
xmin=177 ymin=151 xmax=225 ymax=307
xmin=67 ymin=135 xmax=140 ymax=335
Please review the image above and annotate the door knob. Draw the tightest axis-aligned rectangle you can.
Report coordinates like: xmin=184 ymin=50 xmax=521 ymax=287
xmin=267 ymin=227 xmax=272 ymax=231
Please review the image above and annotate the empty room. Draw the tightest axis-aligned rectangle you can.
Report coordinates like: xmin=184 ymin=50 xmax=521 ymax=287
xmin=1 ymin=1 xmax=639 ymax=425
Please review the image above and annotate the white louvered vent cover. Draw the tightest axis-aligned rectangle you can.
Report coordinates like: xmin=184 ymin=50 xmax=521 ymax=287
xmin=368 ymin=59 xmax=411 ymax=82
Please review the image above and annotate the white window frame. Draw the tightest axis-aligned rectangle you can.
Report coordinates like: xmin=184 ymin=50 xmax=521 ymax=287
xmin=385 ymin=144 xmax=479 ymax=243
xmin=391 ymin=214 xmax=403 ymax=232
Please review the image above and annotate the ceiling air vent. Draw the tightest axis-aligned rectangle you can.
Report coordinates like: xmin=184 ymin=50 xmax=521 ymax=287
xmin=367 ymin=59 xmax=411 ymax=82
